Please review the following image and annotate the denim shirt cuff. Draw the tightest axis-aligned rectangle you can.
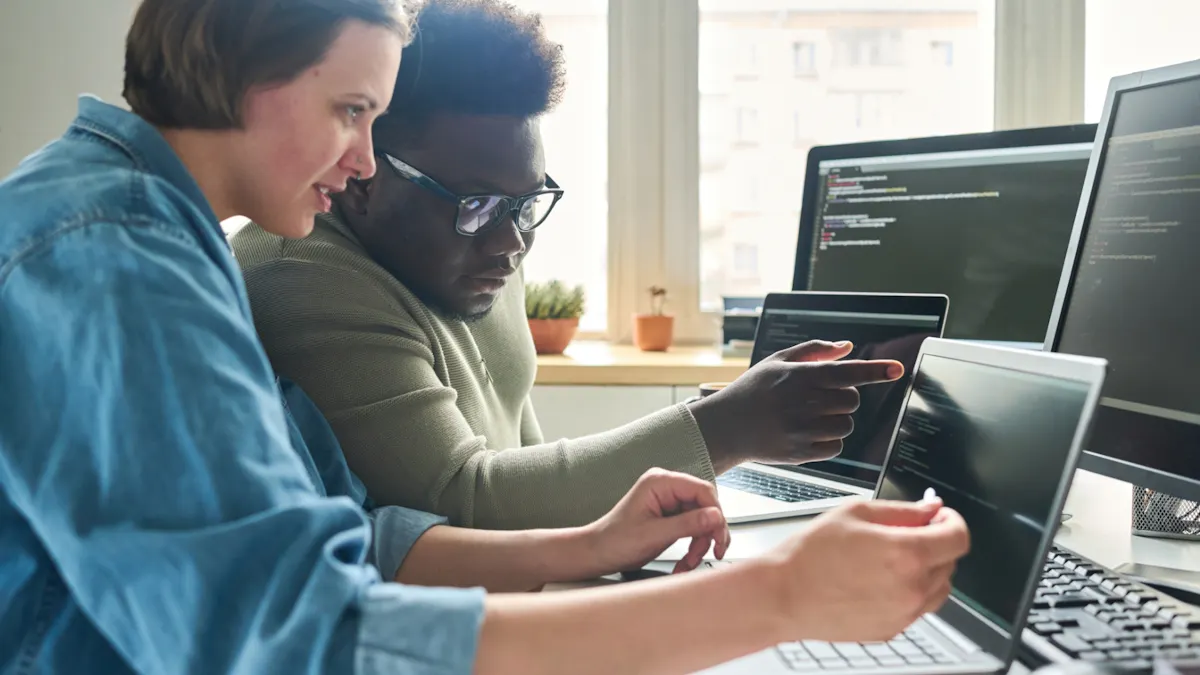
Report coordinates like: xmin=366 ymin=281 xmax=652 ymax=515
xmin=356 ymin=584 xmax=486 ymax=675
xmin=367 ymin=506 xmax=447 ymax=580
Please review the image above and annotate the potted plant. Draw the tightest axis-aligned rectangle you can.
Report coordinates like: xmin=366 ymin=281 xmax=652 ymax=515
xmin=634 ymin=286 xmax=674 ymax=352
xmin=525 ymin=280 xmax=586 ymax=355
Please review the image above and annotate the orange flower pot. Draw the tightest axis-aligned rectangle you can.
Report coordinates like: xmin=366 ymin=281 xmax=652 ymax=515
xmin=528 ymin=318 xmax=579 ymax=355
xmin=633 ymin=314 xmax=674 ymax=352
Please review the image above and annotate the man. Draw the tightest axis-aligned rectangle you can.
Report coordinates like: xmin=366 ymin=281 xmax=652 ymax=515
xmin=233 ymin=0 xmax=903 ymax=529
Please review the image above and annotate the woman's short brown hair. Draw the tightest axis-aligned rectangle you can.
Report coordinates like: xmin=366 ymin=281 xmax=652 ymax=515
xmin=123 ymin=0 xmax=414 ymax=130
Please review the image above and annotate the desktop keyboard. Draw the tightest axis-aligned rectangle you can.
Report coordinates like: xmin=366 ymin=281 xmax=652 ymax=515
xmin=777 ymin=627 xmax=958 ymax=671
xmin=717 ymin=467 xmax=852 ymax=503
xmin=1021 ymin=545 xmax=1200 ymax=668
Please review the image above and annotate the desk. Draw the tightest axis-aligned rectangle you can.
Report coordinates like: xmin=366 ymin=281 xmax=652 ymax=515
xmin=535 ymin=341 xmax=748 ymax=386
xmin=651 ymin=469 xmax=1200 ymax=578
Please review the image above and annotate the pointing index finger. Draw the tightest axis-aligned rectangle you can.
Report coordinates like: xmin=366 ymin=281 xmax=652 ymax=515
xmin=803 ymin=359 xmax=905 ymax=389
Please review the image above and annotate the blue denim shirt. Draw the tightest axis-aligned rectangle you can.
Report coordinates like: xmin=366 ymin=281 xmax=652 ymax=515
xmin=0 ymin=97 xmax=484 ymax=675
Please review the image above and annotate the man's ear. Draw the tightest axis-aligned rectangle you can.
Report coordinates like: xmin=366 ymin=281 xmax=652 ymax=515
xmin=339 ymin=176 xmax=374 ymax=215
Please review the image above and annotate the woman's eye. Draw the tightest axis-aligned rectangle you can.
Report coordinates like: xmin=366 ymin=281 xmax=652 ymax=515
xmin=344 ymin=105 xmax=365 ymax=123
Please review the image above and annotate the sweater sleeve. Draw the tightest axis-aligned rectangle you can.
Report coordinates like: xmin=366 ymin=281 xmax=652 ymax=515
xmin=519 ymin=397 xmax=545 ymax=446
xmin=241 ymin=259 xmax=715 ymax=530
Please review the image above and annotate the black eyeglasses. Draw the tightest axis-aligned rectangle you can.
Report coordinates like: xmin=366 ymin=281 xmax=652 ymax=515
xmin=377 ymin=151 xmax=564 ymax=236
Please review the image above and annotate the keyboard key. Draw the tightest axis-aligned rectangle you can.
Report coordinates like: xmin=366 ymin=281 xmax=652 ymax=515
xmin=1033 ymin=622 xmax=1063 ymax=635
xmin=802 ymin=642 xmax=838 ymax=660
xmin=1034 ymin=593 xmax=1099 ymax=609
xmin=831 ymin=644 xmax=866 ymax=659
xmin=1081 ymin=651 xmax=1108 ymax=662
xmin=1051 ymin=632 xmax=1093 ymax=655
xmin=864 ymin=645 xmax=894 ymax=658
xmin=903 ymin=655 xmax=934 ymax=665
xmin=876 ymin=656 xmax=906 ymax=668
xmin=817 ymin=659 xmax=848 ymax=670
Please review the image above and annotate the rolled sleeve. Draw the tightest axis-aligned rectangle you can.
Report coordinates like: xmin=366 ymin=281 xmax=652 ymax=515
xmin=368 ymin=506 xmax=447 ymax=580
xmin=356 ymin=584 xmax=486 ymax=675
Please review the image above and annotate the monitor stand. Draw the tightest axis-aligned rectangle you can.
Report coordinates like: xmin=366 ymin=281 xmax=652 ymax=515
xmin=1114 ymin=561 xmax=1200 ymax=606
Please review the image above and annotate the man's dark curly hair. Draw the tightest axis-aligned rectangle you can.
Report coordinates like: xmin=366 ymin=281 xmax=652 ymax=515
xmin=380 ymin=0 xmax=567 ymax=137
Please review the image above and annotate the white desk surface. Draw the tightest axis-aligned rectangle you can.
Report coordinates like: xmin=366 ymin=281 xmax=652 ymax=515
xmin=651 ymin=469 xmax=1200 ymax=572
xmin=557 ymin=469 xmax=1200 ymax=674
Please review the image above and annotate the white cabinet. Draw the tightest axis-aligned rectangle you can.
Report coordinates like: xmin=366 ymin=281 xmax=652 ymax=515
xmin=530 ymin=385 xmax=677 ymax=440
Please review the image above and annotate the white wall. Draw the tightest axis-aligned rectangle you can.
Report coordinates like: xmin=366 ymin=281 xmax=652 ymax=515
xmin=0 ymin=0 xmax=139 ymax=175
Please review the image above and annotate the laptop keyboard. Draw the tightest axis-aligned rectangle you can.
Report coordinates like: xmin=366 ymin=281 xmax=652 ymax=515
xmin=777 ymin=628 xmax=960 ymax=671
xmin=718 ymin=467 xmax=852 ymax=503
xmin=1023 ymin=545 xmax=1200 ymax=668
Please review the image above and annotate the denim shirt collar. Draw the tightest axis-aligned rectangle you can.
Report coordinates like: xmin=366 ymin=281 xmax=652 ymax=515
xmin=71 ymin=96 xmax=221 ymax=235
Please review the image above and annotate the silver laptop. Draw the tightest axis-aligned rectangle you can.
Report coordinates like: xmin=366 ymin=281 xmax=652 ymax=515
xmin=700 ymin=339 xmax=1107 ymax=674
xmin=718 ymin=292 xmax=948 ymax=524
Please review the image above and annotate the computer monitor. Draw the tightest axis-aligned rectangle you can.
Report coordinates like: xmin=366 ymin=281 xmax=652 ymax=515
xmin=793 ymin=125 xmax=1097 ymax=347
xmin=1044 ymin=59 xmax=1200 ymax=503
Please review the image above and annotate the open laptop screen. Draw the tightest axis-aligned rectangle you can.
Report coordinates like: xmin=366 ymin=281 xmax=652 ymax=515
xmin=752 ymin=300 xmax=943 ymax=488
xmin=876 ymin=353 xmax=1092 ymax=634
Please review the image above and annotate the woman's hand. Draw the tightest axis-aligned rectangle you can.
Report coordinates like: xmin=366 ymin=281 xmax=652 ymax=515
xmin=576 ymin=468 xmax=731 ymax=578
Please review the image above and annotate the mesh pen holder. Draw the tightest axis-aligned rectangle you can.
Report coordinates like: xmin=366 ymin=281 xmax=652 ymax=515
xmin=1132 ymin=485 xmax=1200 ymax=541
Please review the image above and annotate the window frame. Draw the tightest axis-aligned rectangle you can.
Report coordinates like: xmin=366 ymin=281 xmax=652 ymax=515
xmin=604 ymin=0 xmax=1084 ymax=344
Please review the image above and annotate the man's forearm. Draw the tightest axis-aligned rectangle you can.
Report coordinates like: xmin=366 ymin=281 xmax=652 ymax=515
xmin=475 ymin=560 xmax=789 ymax=675
xmin=396 ymin=525 xmax=598 ymax=592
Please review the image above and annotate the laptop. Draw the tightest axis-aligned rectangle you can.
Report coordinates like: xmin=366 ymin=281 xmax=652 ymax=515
xmin=699 ymin=338 xmax=1107 ymax=674
xmin=717 ymin=292 xmax=948 ymax=524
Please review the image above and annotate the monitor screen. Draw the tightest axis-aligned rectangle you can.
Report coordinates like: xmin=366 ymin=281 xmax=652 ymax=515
xmin=799 ymin=137 xmax=1093 ymax=344
xmin=1048 ymin=67 xmax=1200 ymax=500
xmin=876 ymin=353 xmax=1092 ymax=634
xmin=753 ymin=305 xmax=941 ymax=488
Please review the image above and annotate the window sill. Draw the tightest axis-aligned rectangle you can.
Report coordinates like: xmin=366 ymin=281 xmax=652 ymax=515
xmin=535 ymin=340 xmax=748 ymax=386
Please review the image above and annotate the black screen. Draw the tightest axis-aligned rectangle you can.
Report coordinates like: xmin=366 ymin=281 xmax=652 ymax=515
xmin=752 ymin=307 xmax=940 ymax=487
xmin=1054 ymin=75 xmax=1200 ymax=489
xmin=805 ymin=146 xmax=1090 ymax=343
xmin=876 ymin=354 xmax=1090 ymax=633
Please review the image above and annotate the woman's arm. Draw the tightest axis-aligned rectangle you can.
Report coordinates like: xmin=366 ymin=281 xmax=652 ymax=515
xmin=478 ymin=561 xmax=784 ymax=675
xmin=397 ymin=470 xmax=731 ymax=592
xmin=474 ymin=499 xmax=971 ymax=675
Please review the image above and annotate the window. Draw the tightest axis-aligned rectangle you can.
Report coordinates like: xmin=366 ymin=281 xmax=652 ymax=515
xmin=793 ymin=41 xmax=816 ymax=76
xmin=697 ymin=1 xmax=995 ymax=310
xmin=736 ymin=41 xmax=759 ymax=78
xmin=735 ymin=107 xmax=760 ymax=144
xmin=1084 ymin=0 xmax=1200 ymax=121
xmin=931 ymin=40 xmax=954 ymax=67
xmin=506 ymin=0 xmax=608 ymax=332
xmin=832 ymin=28 xmax=905 ymax=68
xmin=732 ymin=243 xmax=760 ymax=278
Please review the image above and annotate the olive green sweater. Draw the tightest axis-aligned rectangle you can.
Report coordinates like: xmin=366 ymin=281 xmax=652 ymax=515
xmin=231 ymin=214 xmax=714 ymax=529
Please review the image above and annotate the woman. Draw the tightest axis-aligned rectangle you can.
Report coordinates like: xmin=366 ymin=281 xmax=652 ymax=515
xmin=0 ymin=0 xmax=968 ymax=673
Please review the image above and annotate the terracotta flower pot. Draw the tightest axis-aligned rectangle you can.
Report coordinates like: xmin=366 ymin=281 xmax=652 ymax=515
xmin=527 ymin=317 xmax=579 ymax=355
xmin=633 ymin=314 xmax=674 ymax=352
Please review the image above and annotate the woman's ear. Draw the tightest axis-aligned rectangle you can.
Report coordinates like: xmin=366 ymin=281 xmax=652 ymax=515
xmin=339 ymin=176 xmax=374 ymax=215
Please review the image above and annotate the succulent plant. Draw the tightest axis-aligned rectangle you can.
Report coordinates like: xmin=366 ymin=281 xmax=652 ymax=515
xmin=648 ymin=286 xmax=668 ymax=316
xmin=525 ymin=280 xmax=586 ymax=320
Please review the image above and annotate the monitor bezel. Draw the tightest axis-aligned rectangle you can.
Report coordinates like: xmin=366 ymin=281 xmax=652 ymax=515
xmin=874 ymin=338 xmax=1106 ymax=665
xmin=791 ymin=124 xmax=1099 ymax=292
xmin=1043 ymin=58 xmax=1200 ymax=502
